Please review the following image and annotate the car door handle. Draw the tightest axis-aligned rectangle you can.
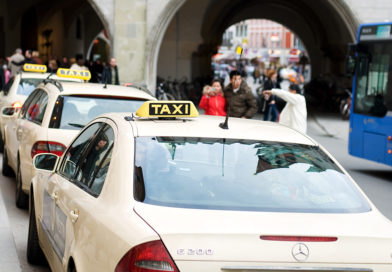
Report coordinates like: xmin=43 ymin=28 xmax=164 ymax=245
xmin=16 ymin=127 xmax=23 ymax=138
xmin=51 ymin=192 xmax=58 ymax=200
xmin=69 ymin=209 xmax=79 ymax=223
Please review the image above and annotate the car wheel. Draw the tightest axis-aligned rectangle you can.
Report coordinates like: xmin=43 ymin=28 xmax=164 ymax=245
xmin=15 ymin=160 xmax=28 ymax=209
xmin=2 ymin=143 xmax=13 ymax=177
xmin=27 ymin=195 xmax=45 ymax=265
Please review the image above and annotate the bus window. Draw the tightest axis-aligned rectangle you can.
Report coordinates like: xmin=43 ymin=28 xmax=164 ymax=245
xmin=354 ymin=43 xmax=391 ymax=117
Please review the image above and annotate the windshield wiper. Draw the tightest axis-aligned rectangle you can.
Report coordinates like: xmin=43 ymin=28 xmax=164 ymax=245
xmin=67 ymin=123 xmax=85 ymax=128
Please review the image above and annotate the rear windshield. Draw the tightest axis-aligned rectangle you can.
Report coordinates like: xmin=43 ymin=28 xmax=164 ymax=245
xmin=134 ymin=137 xmax=371 ymax=213
xmin=17 ymin=78 xmax=43 ymax=96
xmin=49 ymin=95 xmax=146 ymax=129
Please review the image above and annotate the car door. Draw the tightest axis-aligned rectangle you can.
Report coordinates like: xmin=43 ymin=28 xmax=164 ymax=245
xmin=46 ymin=121 xmax=115 ymax=270
xmin=5 ymin=89 xmax=40 ymax=171
xmin=19 ymin=89 xmax=49 ymax=186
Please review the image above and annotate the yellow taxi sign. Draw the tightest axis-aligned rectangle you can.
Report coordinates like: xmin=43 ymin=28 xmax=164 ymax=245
xmin=23 ymin=64 xmax=47 ymax=73
xmin=136 ymin=101 xmax=199 ymax=118
xmin=57 ymin=68 xmax=91 ymax=81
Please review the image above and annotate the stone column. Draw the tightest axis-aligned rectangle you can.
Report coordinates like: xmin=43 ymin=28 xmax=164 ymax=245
xmin=113 ymin=0 xmax=147 ymax=84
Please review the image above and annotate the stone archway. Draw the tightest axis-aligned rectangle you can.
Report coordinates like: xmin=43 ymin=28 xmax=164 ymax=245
xmin=146 ymin=0 xmax=359 ymax=94
xmin=0 ymin=0 xmax=110 ymax=62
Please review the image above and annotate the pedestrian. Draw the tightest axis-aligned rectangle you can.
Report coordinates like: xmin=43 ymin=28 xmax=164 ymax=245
xmin=8 ymin=48 xmax=25 ymax=76
xmin=262 ymin=69 xmax=280 ymax=122
xmin=24 ymin=50 xmax=37 ymax=64
xmin=48 ymin=59 xmax=58 ymax=73
xmin=90 ymin=59 xmax=104 ymax=83
xmin=70 ymin=54 xmax=89 ymax=71
xmin=32 ymin=51 xmax=43 ymax=64
xmin=60 ymin=57 xmax=70 ymax=68
xmin=3 ymin=64 xmax=11 ymax=84
xmin=199 ymin=79 xmax=226 ymax=116
xmin=69 ymin=57 xmax=76 ymax=68
xmin=0 ymin=64 xmax=5 ymax=90
xmin=263 ymin=83 xmax=307 ymax=134
xmin=223 ymin=70 xmax=258 ymax=119
xmin=101 ymin=58 xmax=119 ymax=85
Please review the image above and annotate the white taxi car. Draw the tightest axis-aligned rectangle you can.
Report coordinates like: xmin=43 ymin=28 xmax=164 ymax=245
xmin=2 ymin=68 xmax=155 ymax=208
xmin=28 ymin=101 xmax=392 ymax=272
xmin=0 ymin=64 xmax=82 ymax=148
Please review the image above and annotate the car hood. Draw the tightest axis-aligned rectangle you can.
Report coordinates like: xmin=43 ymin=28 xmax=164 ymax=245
xmin=134 ymin=202 xmax=392 ymax=267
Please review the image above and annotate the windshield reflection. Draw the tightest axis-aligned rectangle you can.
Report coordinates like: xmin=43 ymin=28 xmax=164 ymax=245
xmin=134 ymin=137 xmax=370 ymax=213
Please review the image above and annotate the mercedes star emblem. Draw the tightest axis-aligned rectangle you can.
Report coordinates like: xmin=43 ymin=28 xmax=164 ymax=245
xmin=291 ymin=243 xmax=309 ymax=262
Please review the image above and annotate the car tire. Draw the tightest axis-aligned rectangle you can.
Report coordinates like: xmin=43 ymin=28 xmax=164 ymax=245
xmin=15 ymin=160 xmax=28 ymax=209
xmin=2 ymin=143 xmax=13 ymax=177
xmin=27 ymin=195 xmax=45 ymax=265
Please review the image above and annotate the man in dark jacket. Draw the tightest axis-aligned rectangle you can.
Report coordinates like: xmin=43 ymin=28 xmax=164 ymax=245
xmin=223 ymin=70 xmax=258 ymax=118
xmin=101 ymin=58 xmax=119 ymax=85
xmin=0 ymin=65 xmax=5 ymax=90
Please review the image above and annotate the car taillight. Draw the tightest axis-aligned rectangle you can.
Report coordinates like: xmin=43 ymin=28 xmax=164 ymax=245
xmin=31 ymin=141 xmax=66 ymax=158
xmin=115 ymin=240 xmax=179 ymax=272
xmin=12 ymin=101 xmax=23 ymax=108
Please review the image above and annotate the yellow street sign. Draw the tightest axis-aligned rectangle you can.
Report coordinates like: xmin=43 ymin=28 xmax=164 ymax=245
xmin=236 ymin=46 xmax=243 ymax=55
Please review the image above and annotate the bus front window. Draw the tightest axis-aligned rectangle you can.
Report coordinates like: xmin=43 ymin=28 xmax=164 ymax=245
xmin=354 ymin=43 xmax=392 ymax=117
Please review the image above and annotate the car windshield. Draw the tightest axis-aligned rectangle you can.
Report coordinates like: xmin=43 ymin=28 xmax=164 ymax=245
xmin=17 ymin=78 xmax=43 ymax=96
xmin=49 ymin=95 xmax=146 ymax=130
xmin=134 ymin=137 xmax=371 ymax=213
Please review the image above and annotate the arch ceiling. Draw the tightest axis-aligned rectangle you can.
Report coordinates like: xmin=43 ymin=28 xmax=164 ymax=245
xmin=147 ymin=0 xmax=359 ymax=91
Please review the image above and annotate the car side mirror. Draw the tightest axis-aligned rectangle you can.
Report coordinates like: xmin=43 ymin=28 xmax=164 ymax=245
xmin=2 ymin=106 xmax=15 ymax=116
xmin=345 ymin=43 xmax=357 ymax=77
xmin=33 ymin=153 xmax=59 ymax=172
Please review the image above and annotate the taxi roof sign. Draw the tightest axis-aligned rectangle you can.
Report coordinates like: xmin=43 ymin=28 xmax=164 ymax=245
xmin=57 ymin=68 xmax=91 ymax=81
xmin=136 ymin=101 xmax=199 ymax=118
xmin=23 ymin=64 xmax=47 ymax=73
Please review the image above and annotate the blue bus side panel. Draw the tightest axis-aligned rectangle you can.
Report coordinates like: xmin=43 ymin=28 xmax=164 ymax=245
xmin=349 ymin=113 xmax=392 ymax=166
xmin=363 ymin=132 xmax=385 ymax=163
xmin=349 ymin=115 xmax=364 ymax=157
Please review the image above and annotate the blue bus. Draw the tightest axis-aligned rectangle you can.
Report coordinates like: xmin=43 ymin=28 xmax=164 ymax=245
xmin=346 ymin=22 xmax=392 ymax=166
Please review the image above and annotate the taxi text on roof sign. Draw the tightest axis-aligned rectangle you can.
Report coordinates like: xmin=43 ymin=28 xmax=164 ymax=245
xmin=136 ymin=101 xmax=199 ymax=118
xmin=57 ymin=68 xmax=91 ymax=81
xmin=23 ymin=64 xmax=47 ymax=73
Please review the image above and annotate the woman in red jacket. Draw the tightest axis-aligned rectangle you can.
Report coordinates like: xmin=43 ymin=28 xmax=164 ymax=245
xmin=199 ymin=79 xmax=226 ymax=116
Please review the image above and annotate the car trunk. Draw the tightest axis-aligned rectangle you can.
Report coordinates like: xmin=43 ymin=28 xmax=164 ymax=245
xmin=134 ymin=203 xmax=392 ymax=271
xmin=46 ymin=128 xmax=80 ymax=148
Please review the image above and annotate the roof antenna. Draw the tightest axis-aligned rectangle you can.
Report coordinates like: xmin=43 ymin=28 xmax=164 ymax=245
xmin=103 ymin=75 xmax=108 ymax=89
xmin=219 ymin=103 xmax=230 ymax=129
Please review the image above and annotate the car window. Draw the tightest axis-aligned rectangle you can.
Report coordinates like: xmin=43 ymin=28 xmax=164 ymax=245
xmin=20 ymin=89 xmax=40 ymax=118
xmin=2 ymin=77 xmax=15 ymax=95
xmin=74 ymin=125 xmax=114 ymax=196
xmin=17 ymin=78 xmax=44 ymax=96
xmin=58 ymin=122 xmax=103 ymax=179
xmin=30 ymin=91 xmax=48 ymax=124
xmin=24 ymin=90 xmax=44 ymax=121
xmin=134 ymin=137 xmax=371 ymax=214
xmin=49 ymin=95 xmax=146 ymax=130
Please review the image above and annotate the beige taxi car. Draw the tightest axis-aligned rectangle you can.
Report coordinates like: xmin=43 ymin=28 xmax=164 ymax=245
xmin=0 ymin=64 xmax=82 ymax=149
xmin=29 ymin=101 xmax=392 ymax=272
xmin=2 ymin=68 xmax=155 ymax=208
